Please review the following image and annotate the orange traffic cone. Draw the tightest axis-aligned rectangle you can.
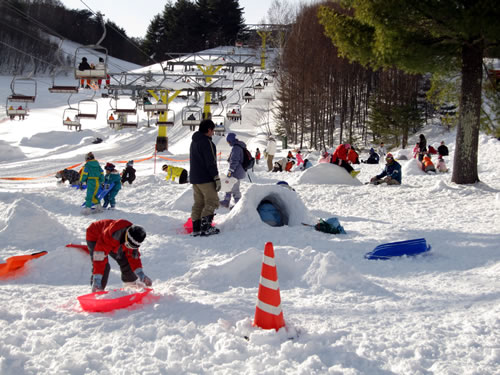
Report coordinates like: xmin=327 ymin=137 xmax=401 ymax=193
xmin=253 ymin=242 xmax=285 ymax=330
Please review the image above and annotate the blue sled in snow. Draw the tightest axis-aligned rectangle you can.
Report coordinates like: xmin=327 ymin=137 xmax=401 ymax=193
xmin=364 ymin=238 xmax=431 ymax=260
xmin=81 ymin=182 xmax=115 ymax=208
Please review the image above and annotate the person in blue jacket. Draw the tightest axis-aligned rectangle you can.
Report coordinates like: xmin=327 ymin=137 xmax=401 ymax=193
xmin=370 ymin=153 xmax=402 ymax=185
xmin=102 ymin=162 xmax=122 ymax=209
xmin=80 ymin=152 xmax=104 ymax=214
xmin=220 ymin=132 xmax=247 ymax=208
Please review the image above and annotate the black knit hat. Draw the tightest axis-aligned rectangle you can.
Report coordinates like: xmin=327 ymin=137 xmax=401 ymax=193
xmin=85 ymin=152 xmax=95 ymax=161
xmin=125 ymin=225 xmax=146 ymax=249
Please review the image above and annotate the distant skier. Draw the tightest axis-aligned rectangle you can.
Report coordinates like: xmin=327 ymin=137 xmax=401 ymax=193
xmin=102 ymin=162 xmax=122 ymax=209
xmin=121 ymin=160 xmax=136 ymax=185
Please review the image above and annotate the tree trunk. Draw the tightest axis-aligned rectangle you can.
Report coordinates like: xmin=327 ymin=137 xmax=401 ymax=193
xmin=452 ymin=42 xmax=483 ymax=184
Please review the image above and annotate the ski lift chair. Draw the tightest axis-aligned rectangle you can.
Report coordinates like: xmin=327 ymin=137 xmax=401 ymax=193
xmin=243 ymin=87 xmax=255 ymax=102
xmin=63 ymin=107 xmax=81 ymax=131
xmin=74 ymin=46 xmax=109 ymax=80
xmin=8 ymin=77 xmax=37 ymax=102
xmin=182 ymin=106 xmax=202 ymax=130
xmin=212 ymin=115 xmax=226 ymax=136
xmin=143 ymin=101 xmax=168 ymax=113
xmin=156 ymin=109 xmax=175 ymax=127
xmin=226 ymin=103 xmax=242 ymax=121
xmin=78 ymin=99 xmax=98 ymax=119
xmin=107 ymin=109 xmax=122 ymax=128
xmin=6 ymin=98 xmax=28 ymax=120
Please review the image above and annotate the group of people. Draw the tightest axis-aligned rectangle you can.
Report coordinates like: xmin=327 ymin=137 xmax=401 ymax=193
xmin=78 ymin=56 xmax=110 ymax=89
xmin=413 ymin=134 xmax=449 ymax=173
xmin=56 ymin=154 xmax=136 ymax=213
xmin=8 ymin=105 xmax=26 ymax=120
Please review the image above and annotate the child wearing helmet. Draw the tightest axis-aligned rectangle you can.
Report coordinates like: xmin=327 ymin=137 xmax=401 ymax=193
xmin=162 ymin=164 xmax=188 ymax=184
xmin=102 ymin=162 xmax=122 ymax=209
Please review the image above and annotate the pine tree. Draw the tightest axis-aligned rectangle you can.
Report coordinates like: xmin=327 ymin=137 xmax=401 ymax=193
xmin=319 ymin=0 xmax=500 ymax=184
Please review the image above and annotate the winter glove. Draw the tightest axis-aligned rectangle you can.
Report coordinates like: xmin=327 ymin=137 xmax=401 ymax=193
xmin=214 ymin=175 xmax=221 ymax=192
xmin=91 ymin=274 xmax=104 ymax=292
xmin=227 ymin=171 xmax=232 ymax=178
xmin=135 ymin=268 xmax=153 ymax=287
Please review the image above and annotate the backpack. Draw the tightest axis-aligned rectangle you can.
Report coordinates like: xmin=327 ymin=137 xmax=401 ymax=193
xmin=235 ymin=144 xmax=255 ymax=171
xmin=314 ymin=217 xmax=346 ymax=234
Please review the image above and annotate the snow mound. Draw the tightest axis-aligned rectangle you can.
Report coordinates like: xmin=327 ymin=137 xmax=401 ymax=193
xmin=0 ymin=198 xmax=73 ymax=249
xmin=0 ymin=140 xmax=25 ymax=161
xmin=297 ymin=163 xmax=363 ymax=186
xmin=19 ymin=130 xmax=93 ymax=148
xmin=16 ymin=247 xmax=88 ymax=285
xmin=165 ymin=185 xmax=193 ymax=211
xmin=221 ymin=184 xmax=315 ymax=230
xmin=303 ymin=251 xmax=389 ymax=295
xmin=403 ymin=158 xmax=426 ymax=176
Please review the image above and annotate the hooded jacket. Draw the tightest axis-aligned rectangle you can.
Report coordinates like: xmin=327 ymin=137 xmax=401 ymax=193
xmin=376 ymin=160 xmax=402 ymax=183
xmin=86 ymin=219 xmax=143 ymax=275
xmin=227 ymin=139 xmax=247 ymax=180
xmin=189 ymin=131 xmax=218 ymax=184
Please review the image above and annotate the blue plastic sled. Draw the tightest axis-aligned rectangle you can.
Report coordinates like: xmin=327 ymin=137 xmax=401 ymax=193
xmin=81 ymin=183 xmax=115 ymax=207
xmin=364 ymin=238 xmax=431 ymax=260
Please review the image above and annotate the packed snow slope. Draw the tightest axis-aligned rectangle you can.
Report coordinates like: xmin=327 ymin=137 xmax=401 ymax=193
xmin=0 ymin=48 xmax=499 ymax=375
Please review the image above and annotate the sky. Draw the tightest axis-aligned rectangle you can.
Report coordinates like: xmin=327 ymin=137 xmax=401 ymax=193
xmin=59 ymin=0 xmax=304 ymax=39
xmin=1 ymin=39 xmax=499 ymax=373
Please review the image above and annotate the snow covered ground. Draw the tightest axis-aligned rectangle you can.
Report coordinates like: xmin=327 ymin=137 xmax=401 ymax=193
xmin=0 ymin=50 xmax=499 ymax=374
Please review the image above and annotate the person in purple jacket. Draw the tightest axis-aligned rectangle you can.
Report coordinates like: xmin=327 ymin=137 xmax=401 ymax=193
xmin=220 ymin=132 xmax=247 ymax=208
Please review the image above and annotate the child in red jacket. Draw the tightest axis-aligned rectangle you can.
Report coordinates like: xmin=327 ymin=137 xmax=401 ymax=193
xmin=86 ymin=219 xmax=152 ymax=292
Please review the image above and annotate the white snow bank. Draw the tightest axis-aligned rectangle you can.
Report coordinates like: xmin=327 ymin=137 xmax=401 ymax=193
xmin=297 ymin=163 xmax=363 ymax=186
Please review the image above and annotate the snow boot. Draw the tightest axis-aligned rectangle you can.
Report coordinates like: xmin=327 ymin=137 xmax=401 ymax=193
xmin=191 ymin=219 xmax=202 ymax=237
xmin=350 ymin=170 xmax=360 ymax=178
xmin=201 ymin=215 xmax=220 ymax=236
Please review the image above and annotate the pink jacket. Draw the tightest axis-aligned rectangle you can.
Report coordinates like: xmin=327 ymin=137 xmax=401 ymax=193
xmin=296 ymin=153 xmax=304 ymax=166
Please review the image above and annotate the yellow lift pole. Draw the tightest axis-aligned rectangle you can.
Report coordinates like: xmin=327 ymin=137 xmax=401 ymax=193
xmin=257 ymin=31 xmax=271 ymax=70
xmin=197 ymin=64 xmax=223 ymax=119
xmin=148 ymin=89 xmax=181 ymax=152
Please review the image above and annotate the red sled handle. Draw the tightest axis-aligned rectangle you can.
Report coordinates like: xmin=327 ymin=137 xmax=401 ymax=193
xmin=66 ymin=244 xmax=89 ymax=254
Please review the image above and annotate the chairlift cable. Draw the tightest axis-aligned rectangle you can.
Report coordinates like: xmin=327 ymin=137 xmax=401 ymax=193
xmin=78 ymin=0 xmax=162 ymax=67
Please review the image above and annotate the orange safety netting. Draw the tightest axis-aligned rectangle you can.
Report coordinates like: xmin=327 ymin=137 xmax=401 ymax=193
xmin=0 ymin=152 xmax=225 ymax=180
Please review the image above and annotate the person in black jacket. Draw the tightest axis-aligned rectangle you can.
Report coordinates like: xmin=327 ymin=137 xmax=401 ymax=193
xmin=78 ymin=57 xmax=91 ymax=88
xmin=438 ymin=141 xmax=449 ymax=157
xmin=121 ymin=160 xmax=136 ymax=185
xmin=417 ymin=134 xmax=427 ymax=162
xmin=55 ymin=168 xmax=81 ymax=185
xmin=189 ymin=120 xmax=221 ymax=236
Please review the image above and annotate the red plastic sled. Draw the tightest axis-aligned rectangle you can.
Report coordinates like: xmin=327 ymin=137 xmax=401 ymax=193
xmin=0 ymin=251 xmax=47 ymax=279
xmin=66 ymin=244 xmax=90 ymax=254
xmin=78 ymin=288 xmax=153 ymax=313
